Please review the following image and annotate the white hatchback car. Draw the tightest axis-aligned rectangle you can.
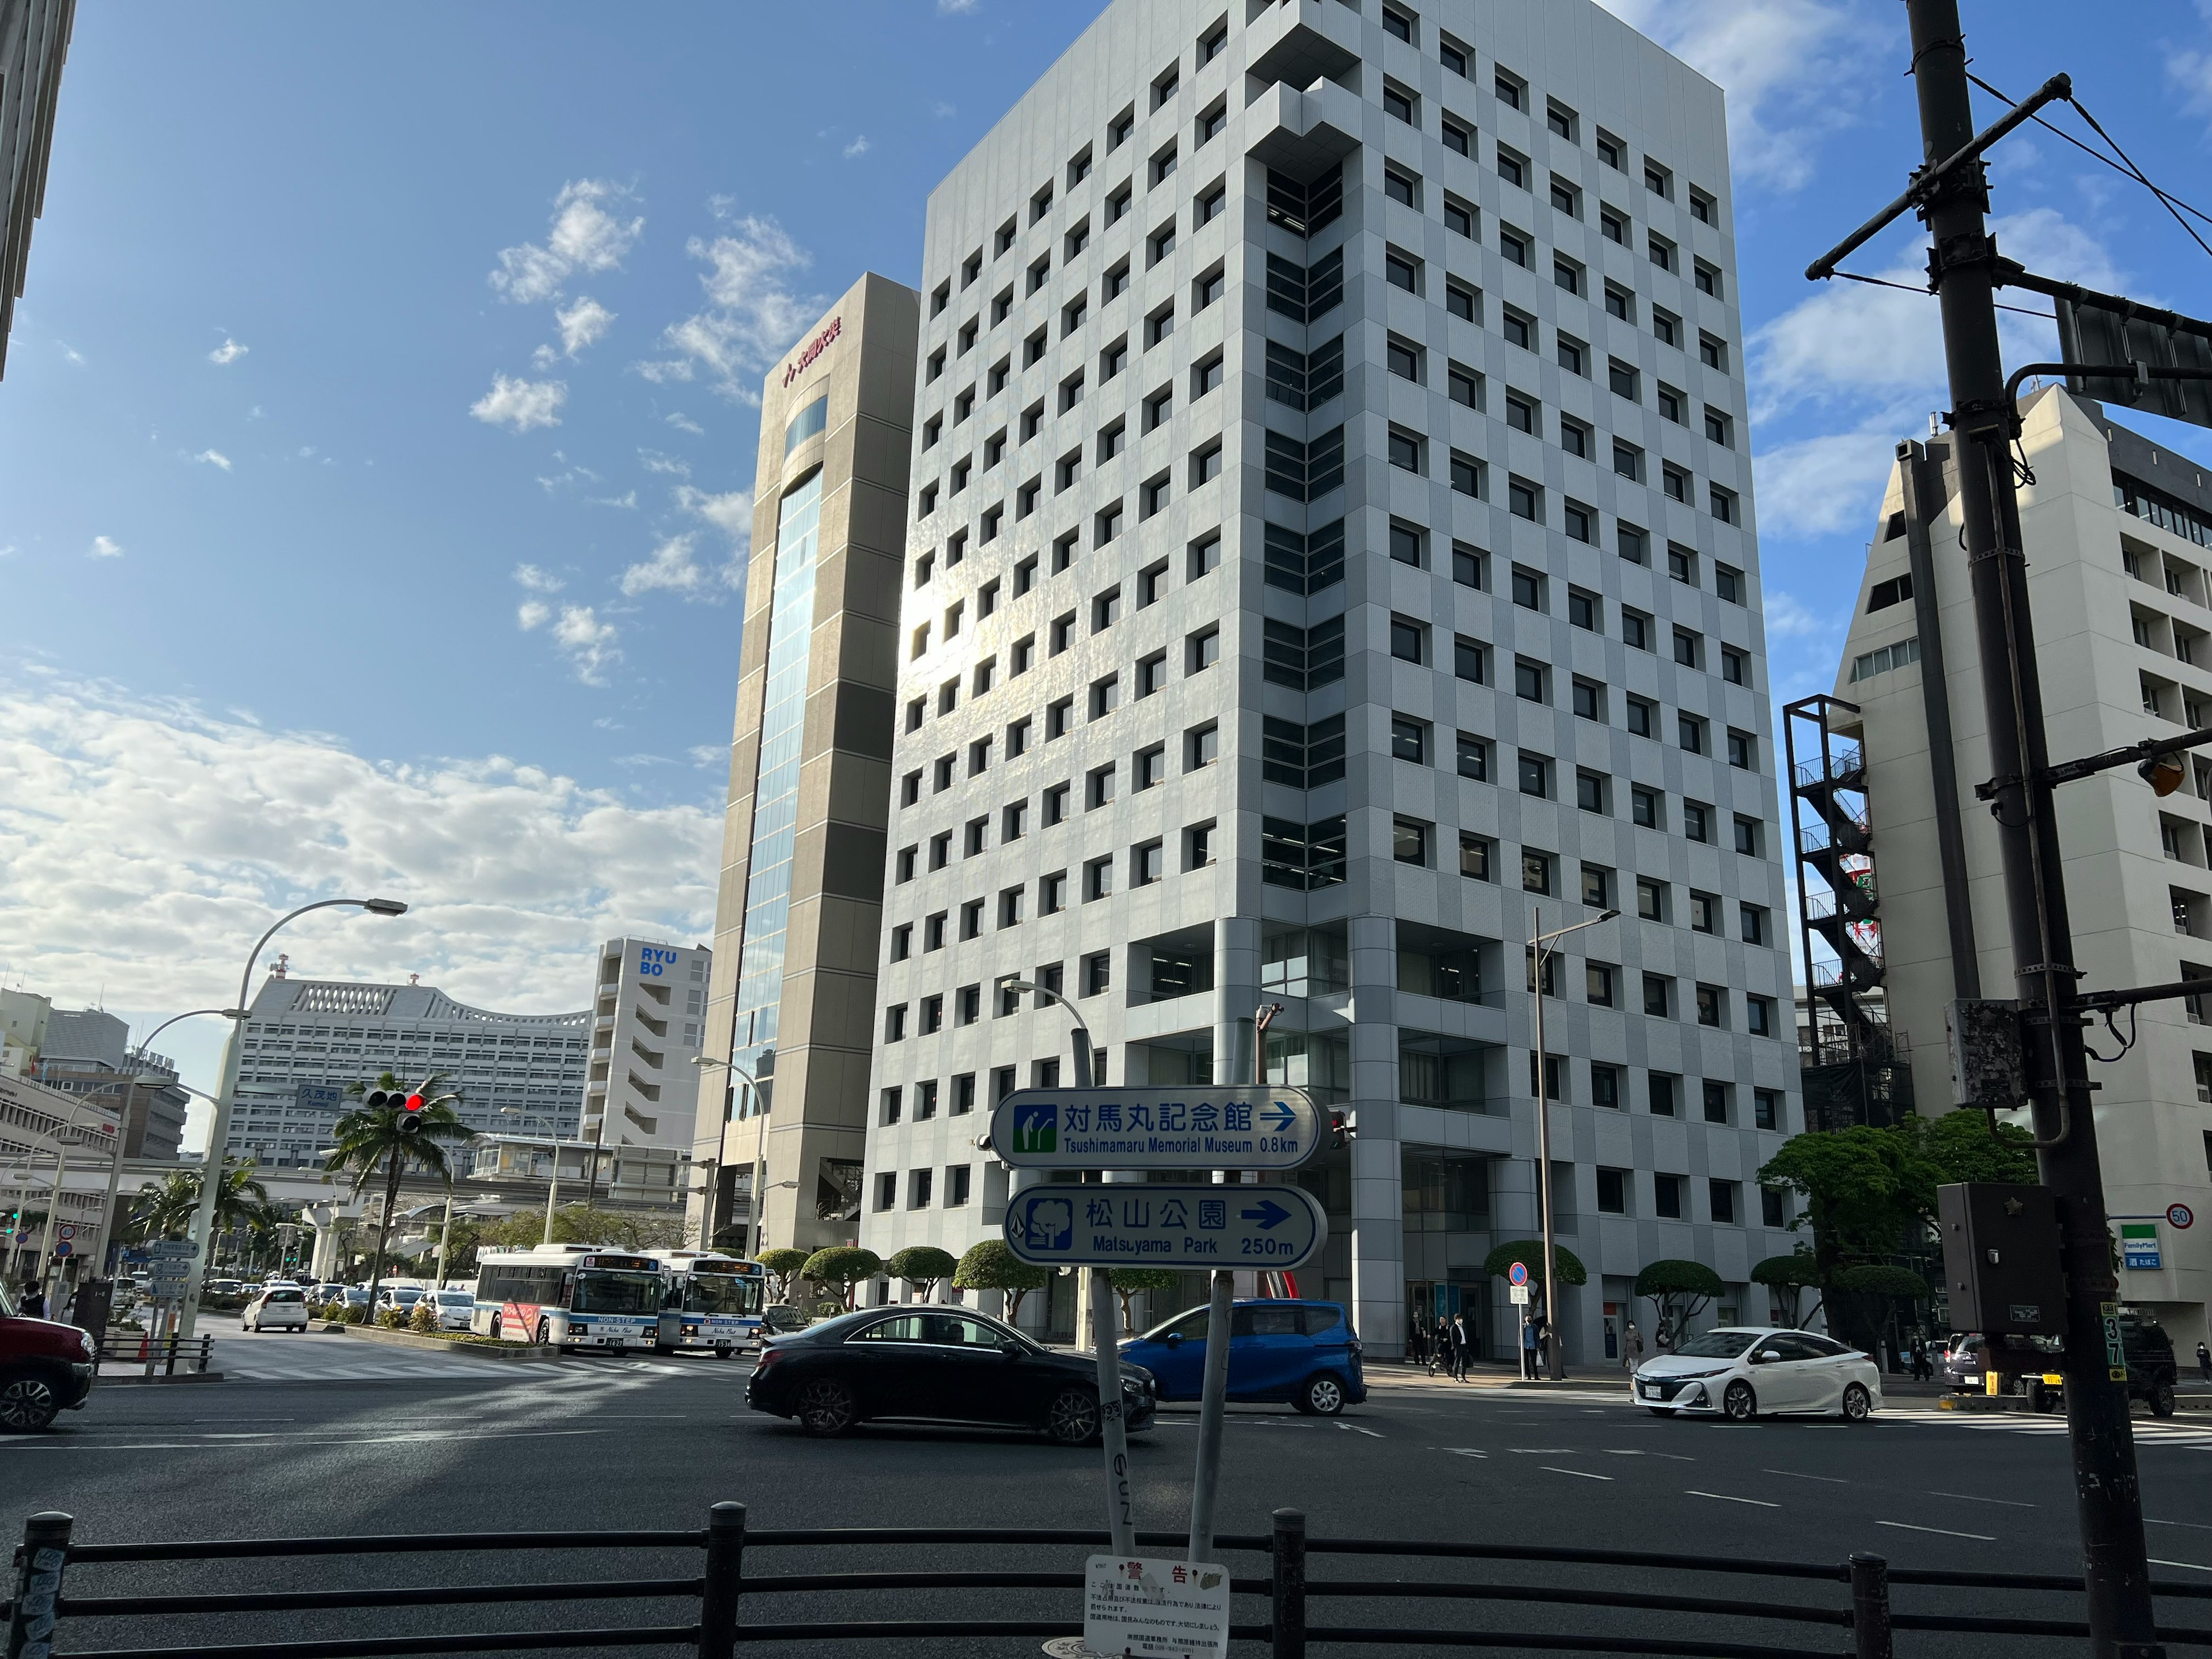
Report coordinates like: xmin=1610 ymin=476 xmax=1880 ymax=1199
xmin=1631 ymin=1327 xmax=1881 ymax=1422
xmin=423 ymin=1288 xmax=477 ymax=1331
xmin=241 ymin=1285 xmax=311 ymax=1333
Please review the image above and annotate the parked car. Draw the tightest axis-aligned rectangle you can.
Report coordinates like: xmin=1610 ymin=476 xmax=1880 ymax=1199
xmin=2009 ymin=1312 xmax=2178 ymax=1417
xmin=747 ymin=1308 xmax=1157 ymax=1444
xmin=374 ymin=1286 xmax=426 ymax=1315
xmin=1119 ymin=1300 xmax=1368 ymax=1416
xmin=241 ymin=1285 xmax=310 ymax=1334
xmin=1632 ymin=1327 xmax=1881 ymax=1421
xmin=423 ymin=1288 xmax=477 ymax=1331
xmin=206 ymin=1279 xmax=244 ymax=1297
xmin=0 ymin=1278 xmax=96 ymax=1433
xmin=310 ymin=1283 xmax=346 ymax=1305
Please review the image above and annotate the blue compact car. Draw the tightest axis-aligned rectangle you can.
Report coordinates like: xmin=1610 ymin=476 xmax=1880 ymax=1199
xmin=1119 ymin=1299 xmax=1367 ymax=1416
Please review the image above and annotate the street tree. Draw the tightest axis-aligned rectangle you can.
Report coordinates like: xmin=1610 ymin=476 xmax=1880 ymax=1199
xmin=1108 ymin=1267 xmax=1181 ymax=1336
xmin=1634 ymin=1259 xmax=1724 ymax=1342
xmin=1751 ymin=1249 xmax=1825 ymax=1329
xmin=1481 ymin=1241 xmax=1588 ymax=1286
xmin=322 ymin=1073 xmax=471 ymax=1310
xmin=885 ymin=1245 xmax=959 ymax=1302
xmin=1917 ymin=1108 xmax=2038 ymax=1185
xmin=953 ymin=1239 xmax=1050 ymax=1324
xmin=1755 ymin=1124 xmax=1936 ymax=1279
xmin=801 ymin=1246 xmax=883 ymax=1310
xmin=756 ymin=1248 xmax=810 ymax=1303
xmin=130 ymin=1164 xmax=269 ymax=1246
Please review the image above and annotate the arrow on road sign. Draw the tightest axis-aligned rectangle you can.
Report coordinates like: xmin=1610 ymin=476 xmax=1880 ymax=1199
xmin=1240 ymin=1199 xmax=1291 ymax=1229
xmin=1263 ymin=1100 xmax=1297 ymax=1132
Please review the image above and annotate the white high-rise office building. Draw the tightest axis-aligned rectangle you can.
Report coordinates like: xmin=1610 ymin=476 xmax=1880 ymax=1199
xmin=582 ymin=937 xmax=711 ymax=1162
xmin=1823 ymin=387 xmax=2212 ymax=1347
xmin=228 ymin=972 xmax=588 ymax=1166
xmin=859 ymin=0 xmax=1802 ymax=1361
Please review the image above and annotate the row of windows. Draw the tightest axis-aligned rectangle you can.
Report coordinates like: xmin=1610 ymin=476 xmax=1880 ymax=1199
xmin=873 ymin=1164 xmax=975 ymax=1213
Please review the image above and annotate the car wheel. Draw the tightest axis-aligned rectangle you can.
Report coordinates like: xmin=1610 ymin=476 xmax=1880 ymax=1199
xmin=795 ymin=1378 xmax=858 ymax=1436
xmin=1722 ymin=1380 xmax=1758 ymax=1422
xmin=2151 ymin=1378 xmax=2177 ymax=1418
xmin=0 ymin=1373 xmax=62 ymax=1433
xmin=1842 ymin=1383 xmax=1873 ymax=1422
xmin=715 ymin=1344 xmax=733 ymax=1360
xmin=1045 ymin=1386 xmax=1102 ymax=1446
xmin=654 ymin=1343 xmax=676 ymax=1357
xmin=488 ymin=1315 xmax=501 ymax=1341
xmin=1298 ymin=1374 xmax=1346 ymax=1417
xmin=535 ymin=1318 xmax=550 ymax=1347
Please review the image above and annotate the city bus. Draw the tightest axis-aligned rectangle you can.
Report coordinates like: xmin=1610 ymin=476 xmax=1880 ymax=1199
xmin=472 ymin=1246 xmax=669 ymax=1353
xmin=647 ymin=1250 xmax=767 ymax=1357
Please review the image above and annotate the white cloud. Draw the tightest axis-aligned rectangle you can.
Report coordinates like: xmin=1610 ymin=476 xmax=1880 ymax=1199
xmin=517 ymin=600 xmax=621 ymax=683
xmin=469 ymin=374 xmax=567 ymax=432
xmin=931 ymin=101 xmax=957 ymax=118
xmin=665 ymin=412 xmax=705 ymax=435
xmin=549 ymin=606 xmax=620 ymax=683
xmin=190 ymin=449 xmax=232 ymax=471
xmin=1752 ymin=426 xmax=1904 ymax=537
xmin=588 ymin=490 xmax=638 ymax=510
xmin=88 ymin=535 xmax=124 ymax=559
xmin=512 ymin=563 xmax=565 ymax=593
xmin=638 ymin=449 xmax=692 ymax=478
xmin=676 ymin=485 xmax=755 ymax=590
xmin=2172 ymin=3 xmax=2212 ymax=129
xmin=620 ymin=533 xmax=707 ymax=597
xmin=0 ymin=675 xmax=716 ymax=1026
xmin=554 ymin=296 xmax=616 ymax=358
xmin=937 ymin=0 xmax=979 ymax=12
xmin=639 ymin=215 xmax=819 ymax=401
xmin=490 ymin=180 xmax=643 ymax=305
xmin=1594 ymin=0 xmax=1887 ymax=191
xmin=843 ymin=135 xmax=872 ymax=158
xmin=207 ymin=337 xmax=249 ymax=365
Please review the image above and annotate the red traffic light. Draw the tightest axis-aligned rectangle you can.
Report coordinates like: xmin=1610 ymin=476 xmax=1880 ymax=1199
xmin=404 ymin=1093 xmax=425 ymax=1113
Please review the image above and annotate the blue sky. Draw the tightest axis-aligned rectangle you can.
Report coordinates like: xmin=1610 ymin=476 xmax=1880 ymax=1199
xmin=5 ymin=0 xmax=2212 ymax=1117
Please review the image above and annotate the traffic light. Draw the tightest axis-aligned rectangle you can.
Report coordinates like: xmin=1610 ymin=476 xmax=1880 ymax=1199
xmin=365 ymin=1082 xmax=430 ymax=1127
xmin=1328 ymin=1109 xmax=1357 ymax=1150
xmin=2141 ymin=751 xmax=2189 ymax=797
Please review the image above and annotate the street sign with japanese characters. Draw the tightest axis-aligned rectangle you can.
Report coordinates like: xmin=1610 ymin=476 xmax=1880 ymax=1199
xmin=990 ymin=1086 xmax=1322 ymax=1172
xmin=1003 ymin=1182 xmax=1327 ymax=1270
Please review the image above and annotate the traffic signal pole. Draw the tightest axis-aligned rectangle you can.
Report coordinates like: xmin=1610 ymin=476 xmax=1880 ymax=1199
xmin=1902 ymin=5 xmax=2156 ymax=1647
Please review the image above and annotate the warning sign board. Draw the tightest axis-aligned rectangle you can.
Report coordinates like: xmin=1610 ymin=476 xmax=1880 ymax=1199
xmin=1084 ymin=1555 xmax=1231 ymax=1659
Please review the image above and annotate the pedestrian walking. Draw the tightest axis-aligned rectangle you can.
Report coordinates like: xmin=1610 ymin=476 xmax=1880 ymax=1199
xmin=1621 ymin=1321 xmax=1645 ymax=1374
xmin=2196 ymin=1340 xmax=2210 ymax=1385
xmin=19 ymin=1278 xmax=46 ymax=1320
xmin=1654 ymin=1320 xmax=1673 ymax=1355
xmin=1520 ymin=1317 xmax=1539 ymax=1378
xmin=1428 ymin=1314 xmax=1450 ymax=1377
xmin=1452 ymin=1313 xmax=1472 ymax=1381
xmin=1910 ymin=1334 xmax=1933 ymax=1382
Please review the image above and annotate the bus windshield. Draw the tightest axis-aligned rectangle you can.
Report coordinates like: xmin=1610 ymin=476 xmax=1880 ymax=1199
xmin=572 ymin=1271 xmax=663 ymax=1315
xmin=686 ymin=1272 xmax=762 ymax=1316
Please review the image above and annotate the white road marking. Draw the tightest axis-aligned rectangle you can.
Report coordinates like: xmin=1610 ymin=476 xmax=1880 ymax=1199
xmin=1541 ymin=1466 xmax=1613 ymax=1481
xmin=2151 ymin=1559 xmax=2212 ymax=1573
xmin=1508 ymin=1447 xmax=1576 ymax=1453
xmin=1764 ymin=1468 xmax=1847 ymax=1484
xmin=1443 ymin=1447 xmax=1488 ymax=1459
xmin=1686 ymin=1490 xmax=1779 ymax=1509
xmin=2151 ymin=1520 xmax=2212 ymax=1531
xmin=1877 ymin=1520 xmax=1995 ymax=1542
xmin=1927 ymin=1491 xmax=2035 ymax=1508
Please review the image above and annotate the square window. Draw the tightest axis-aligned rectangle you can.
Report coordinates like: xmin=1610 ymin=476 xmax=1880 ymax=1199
xmin=1458 ymin=833 xmax=1494 ymax=880
xmin=1630 ymin=786 xmax=1660 ymax=828
xmin=1390 ymin=715 xmax=1428 ymax=764
xmin=1521 ymin=849 xmax=1554 ymax=895
xmin=1597 ymin=1167 xmax=1627 ymax=1212
xmin=1391 ymin=616 xmax=1426 ymax=664
xmin=1754 ymin=1089 xmax=1780 ymax=1132
xmin=1393 ymin=818 xmax=1429 ymax=865
xmin=1455 ymin=731 xmax=1490 ymax=780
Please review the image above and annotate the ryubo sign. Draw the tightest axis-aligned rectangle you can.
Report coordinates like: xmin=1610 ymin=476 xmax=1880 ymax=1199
xmin=993 ymin=1085 xmax=1320 ymax=1172
xmin=637 ymin=946 xmax=683 ymax=978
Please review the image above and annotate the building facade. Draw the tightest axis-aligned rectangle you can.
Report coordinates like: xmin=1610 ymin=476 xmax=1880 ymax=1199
xmin=687 ymin=274 xmax=921 ymax=1257
xmin=226 ymin=971 xmax=589 ymax=1167
xmin=581 ymin=937 xmax=710 ymax=1168
xmin=1 ymin=0 xmax=75 ymax=381
xmin=1827 ymin=385 xmax=2212 ymax=1346
xmin=857 ymin=0 xmax=1802 ymax=1361
xmin=32 ymin=1005 xmax=189 ymax=1161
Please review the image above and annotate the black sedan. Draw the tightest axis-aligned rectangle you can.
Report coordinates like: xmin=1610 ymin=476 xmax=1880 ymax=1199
xmin=745 ymin=1307 xmax=1156 ymax=1444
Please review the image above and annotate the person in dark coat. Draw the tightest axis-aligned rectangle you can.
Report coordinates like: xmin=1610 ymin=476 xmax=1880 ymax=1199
xmin=2196 ymin=1340 xmax=2210 ymax=1385
xmin=19 ymin=1278 xmax=46 ymax=1320
xmin=1451 ymin=1313 xmax=1472 ymax=1381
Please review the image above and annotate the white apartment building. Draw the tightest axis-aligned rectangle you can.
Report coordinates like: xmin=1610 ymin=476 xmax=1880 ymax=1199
xmin=1829 ymin=386 xmax=2212 ymax=1346
xmin=859 ymin=0 xmax=1801 ymax=1362
xmin=228 ymin=971 xmax=589 ymax=1166
xmin=582 ymin=937 xmax=710 ymax=1164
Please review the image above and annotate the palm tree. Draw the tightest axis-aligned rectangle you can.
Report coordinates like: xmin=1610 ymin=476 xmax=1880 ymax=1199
xmin=324 ymin=1073 xmax=471 ymax=1309
xmin=129 ymin=1164 xmax=270 ymax=1247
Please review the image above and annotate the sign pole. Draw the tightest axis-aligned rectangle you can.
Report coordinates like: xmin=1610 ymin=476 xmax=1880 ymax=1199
xmin=1091 ymin=1267 xmax=1135 ymax=1558
xmin=1187 ymin=1257 xmax=1234 ymax=1563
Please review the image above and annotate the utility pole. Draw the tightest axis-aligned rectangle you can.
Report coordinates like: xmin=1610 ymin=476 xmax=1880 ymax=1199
xmin=1903 ymin=5 xmax=2156 ymax=1647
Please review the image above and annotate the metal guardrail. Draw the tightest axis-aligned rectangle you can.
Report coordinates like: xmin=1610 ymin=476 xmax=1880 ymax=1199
xmin=14 ymin=1503 xmax=2212 ymax=1656
xmin=91 ymin=1334 xmax=214 ymax=1377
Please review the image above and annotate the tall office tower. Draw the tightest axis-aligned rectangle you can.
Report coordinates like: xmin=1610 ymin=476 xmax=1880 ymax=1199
xmin=1820 ymin=387 xmax=2212 ymax=1347
xmin=859 ymin=0 xmax=1801 ymax=1361
xmin=226 ymin=971 xmax=589 ymax=1166
xmin=580 ymin=936 xmax=710 ymax=1162
xmin=32 ymin=1005 xmax=190 ymax=1160
xmin=687 ymin=274 xmax=921 ymax=1257
xmin=1 ymin=0 xmax=75 ymax=380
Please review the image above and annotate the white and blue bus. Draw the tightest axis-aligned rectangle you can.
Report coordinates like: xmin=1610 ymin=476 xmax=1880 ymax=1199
xmin=472 ymin=1246 xmax=668 ymax=1353
xmin=647 ymin=1250 xmax=766 ymax=1356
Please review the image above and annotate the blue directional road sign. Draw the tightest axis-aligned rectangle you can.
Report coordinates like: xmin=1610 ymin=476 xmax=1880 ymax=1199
xmin=1003 ymin=1183 xmax=1328 ymax=1271
xmin=990 ymin=1086 xmax=1323 ymax=1173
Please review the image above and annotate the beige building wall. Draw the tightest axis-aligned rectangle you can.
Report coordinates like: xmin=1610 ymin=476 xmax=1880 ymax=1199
xmin=689 ymin=272 xmax=919 ymax=1257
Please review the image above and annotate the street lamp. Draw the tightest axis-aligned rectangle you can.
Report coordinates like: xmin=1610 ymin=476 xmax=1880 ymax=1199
xmin=1529 ymin=903 xmax=1619 ymax=1382
xmin=693 ymin=1056 xmax=762 ymax=1252
xmin=995 ymin=979 xmax=1094 ymax=1088
xmin=179 ymin=896 xmax=408 ymax=1340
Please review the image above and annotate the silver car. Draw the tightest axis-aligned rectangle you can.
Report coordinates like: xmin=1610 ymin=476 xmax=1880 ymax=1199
xmin=1631 ymin=1327 xmax=1882 ymax=1421
xmin=241 ymin=1285 xmax=310 ymax=1333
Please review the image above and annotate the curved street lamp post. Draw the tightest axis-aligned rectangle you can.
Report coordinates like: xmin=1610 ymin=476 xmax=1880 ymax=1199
xmin=178 ymin=898 xmax=407 ymax=1340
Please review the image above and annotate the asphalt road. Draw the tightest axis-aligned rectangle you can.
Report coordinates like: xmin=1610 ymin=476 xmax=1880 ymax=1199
xmin=14 ymin=1330 xmax=2212 ymax=1656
